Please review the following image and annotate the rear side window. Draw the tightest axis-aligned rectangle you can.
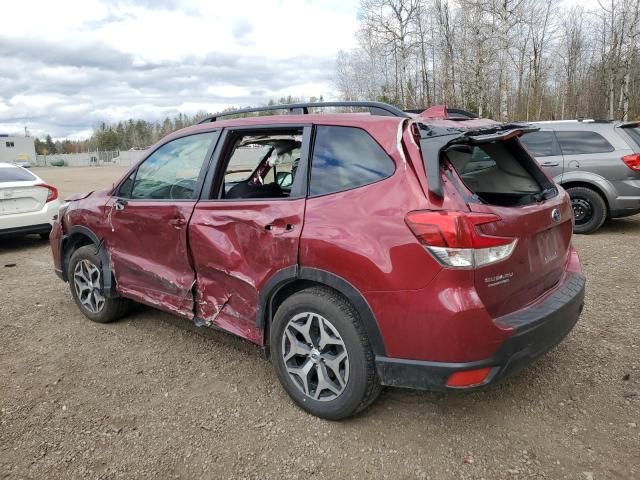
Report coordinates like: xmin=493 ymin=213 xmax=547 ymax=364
xmin=0 ymin=166 xmax=36 ymax=182
xmin=309 ymin=126 xmax=395 ymax=196
xmin=520 ymin=131 xmax=557 ymax=157
xmin=556 ymin=131 xmax=614 ymax=155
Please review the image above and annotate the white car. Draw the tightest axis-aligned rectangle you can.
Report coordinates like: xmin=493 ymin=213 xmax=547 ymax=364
xmin=0 ymin=163 xmax=61 ymax=239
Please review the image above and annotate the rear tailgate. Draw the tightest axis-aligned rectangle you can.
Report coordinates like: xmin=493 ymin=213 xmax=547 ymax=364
xmin=468 ymin=193 xmax=573 ymax=317
xmin=435 ymin=126 xmax=574 ymax=317
xmin=0 ymin=183 xmax=48 ymax=216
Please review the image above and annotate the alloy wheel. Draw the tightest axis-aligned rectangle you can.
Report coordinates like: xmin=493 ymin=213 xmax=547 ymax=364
xmin=281 ymin=312 xmax=349 ymax=402
xmin=73 ymin=259 xmax=106 ymax=313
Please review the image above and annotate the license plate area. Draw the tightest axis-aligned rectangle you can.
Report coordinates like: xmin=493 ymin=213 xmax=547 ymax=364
xmin=534 ymin=227 xmax=563 ymax=266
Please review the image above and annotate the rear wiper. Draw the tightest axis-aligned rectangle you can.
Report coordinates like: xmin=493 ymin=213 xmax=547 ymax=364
xmin=533 ymin=187 xmax=557 ymax=202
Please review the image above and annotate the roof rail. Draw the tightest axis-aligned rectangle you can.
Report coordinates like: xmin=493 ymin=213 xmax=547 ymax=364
xmin=198 ymin=101 xmax=411 ymax=123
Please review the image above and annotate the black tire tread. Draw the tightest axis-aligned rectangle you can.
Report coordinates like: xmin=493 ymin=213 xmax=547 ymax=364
xmin=567 ymin=186 xmax=607 ymax=234
xmin=273 ymin=285 xmax=382 ymax=419
xmin=68 ymin=245 xmax=130 ymax=323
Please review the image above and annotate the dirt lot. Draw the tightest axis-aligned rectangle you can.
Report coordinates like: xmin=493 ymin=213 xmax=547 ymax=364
xmin=1 ymin=166 xmax=638 ymax=479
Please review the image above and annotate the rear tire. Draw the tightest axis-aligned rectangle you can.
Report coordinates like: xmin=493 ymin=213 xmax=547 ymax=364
xmin=67 ymin=245 xmax=130 ymax=323
xmin=566 ymin=186 xmax=607 ymax=234
xmin=270 ymin=286 xmax=381 ymax=420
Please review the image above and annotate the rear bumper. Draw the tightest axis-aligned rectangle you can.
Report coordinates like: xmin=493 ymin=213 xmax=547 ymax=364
xmin=0 ymin=200 xmax=60 ymax=236
xmin=376 ymin=272 xmax=585 ymax=391
xmin=0 ymin=223 xmax=52 ymax=237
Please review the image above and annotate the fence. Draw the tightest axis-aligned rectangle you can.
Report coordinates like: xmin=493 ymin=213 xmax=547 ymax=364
xmin=35 ymin=149 xmax=148 ymax=167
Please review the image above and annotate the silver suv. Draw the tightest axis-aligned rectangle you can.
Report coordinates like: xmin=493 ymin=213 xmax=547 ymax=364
xmin=521 ymin=120 xmax=640 ymax=234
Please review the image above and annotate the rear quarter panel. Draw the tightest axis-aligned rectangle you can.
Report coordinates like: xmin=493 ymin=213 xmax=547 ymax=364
xmin=299 ymin=121 xmax=447 ymax=293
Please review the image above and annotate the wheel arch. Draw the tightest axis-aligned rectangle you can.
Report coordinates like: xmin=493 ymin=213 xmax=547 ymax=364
xmin=61 ymin=226 xmax=117 ymax=297
xmin=257 ymin=266 xmax=386 ymax=356
xmin=559 ymin=174 xmax=614 ymax=211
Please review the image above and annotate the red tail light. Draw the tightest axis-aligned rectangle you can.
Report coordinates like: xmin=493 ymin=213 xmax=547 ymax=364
xmin=622 ymin=153 xmax=640 ymax=172
xmin=38 ymin=184 xmax=58 ymax=203
xmin=405 ymin=211 xmax=517 ymax=268
xmin=446 ymin=367 xmax=493 ymax=388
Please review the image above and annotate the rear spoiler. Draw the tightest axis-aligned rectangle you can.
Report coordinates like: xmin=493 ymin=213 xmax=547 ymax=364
xmin=414 ymin=121 xmax=539 ymax=197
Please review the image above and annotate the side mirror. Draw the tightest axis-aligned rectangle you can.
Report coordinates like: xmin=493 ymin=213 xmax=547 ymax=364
xmin=276 ymin=171 xmax=293 ymax=188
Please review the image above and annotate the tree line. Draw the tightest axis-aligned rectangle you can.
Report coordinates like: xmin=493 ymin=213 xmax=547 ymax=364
xmin=336 ymin=0 xmax=640 ymax=121
xmin=34 ymin=96 xmax=321 ymax=154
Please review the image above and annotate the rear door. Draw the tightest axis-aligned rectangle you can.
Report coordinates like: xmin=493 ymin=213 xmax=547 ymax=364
xmin=468 ymin=194 xmax=573 ymax=318
xmin=106 ymin=131 xmax=219 ymax=317
xmin=188 ymin=126 xmax=310 ymax=343
xmin=445 ymin=136 xmax=573 ymax=318
xmin=520 ymin=129 xmax=564 ymax=182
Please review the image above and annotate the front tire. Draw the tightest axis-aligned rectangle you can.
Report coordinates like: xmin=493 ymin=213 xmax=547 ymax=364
xmin=270 ymin=286 xmax=381 ymax=420
xmin=67 ymin=245 xmax=130 ymax=323
xmin=566 ymin=186 xmax=607 ymax=234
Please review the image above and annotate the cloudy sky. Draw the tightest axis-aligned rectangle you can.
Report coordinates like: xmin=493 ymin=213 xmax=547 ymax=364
xmin=0 ymin=0 xmax=360 ymax=139
xmin=1 ymin=0 xmax=598 ymax=140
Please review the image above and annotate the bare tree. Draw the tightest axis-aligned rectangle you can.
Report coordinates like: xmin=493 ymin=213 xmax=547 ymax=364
xmin=334 ymin=0 xmax=640 ymax=121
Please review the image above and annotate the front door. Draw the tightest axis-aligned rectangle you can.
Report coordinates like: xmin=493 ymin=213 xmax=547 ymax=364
xmin=188 ymin=126 xmax=310 ymax=343
xmin=106 ymin=131 xmax=219 ymax=317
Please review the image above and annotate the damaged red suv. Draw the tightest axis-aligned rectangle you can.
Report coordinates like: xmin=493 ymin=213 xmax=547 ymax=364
xmin=50 ymin=102 xmax=585 ymax=419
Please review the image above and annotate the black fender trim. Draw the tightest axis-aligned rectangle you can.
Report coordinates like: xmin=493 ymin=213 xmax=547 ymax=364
xmin=256 ymin=266 xmax=386 ymax=356
xmin=61 ymin=226 xmax=117 ymax=298
xmin=256 ymin=265 xmax=299 ymax=330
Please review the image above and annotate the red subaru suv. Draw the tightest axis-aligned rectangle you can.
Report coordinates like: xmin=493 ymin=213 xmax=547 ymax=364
xmin=50 ymin=102 xmax=585 ymax=419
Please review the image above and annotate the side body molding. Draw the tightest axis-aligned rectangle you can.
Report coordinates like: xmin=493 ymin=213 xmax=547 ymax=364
xmin=256 ymin=266 xmax=387 ymax=356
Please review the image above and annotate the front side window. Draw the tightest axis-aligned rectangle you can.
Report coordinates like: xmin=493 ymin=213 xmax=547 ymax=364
xmin=217 ymin=129 xmax=303 ymax=200
xmin=556 ymin=131 xmax=614 ymax=155
xmin=125 ymin=132 xmax=217 ymax=200
xmin=309 ymin=126 xmax=395 ymax=196
xmin=520 ymin=131 xmax=557 ymax=157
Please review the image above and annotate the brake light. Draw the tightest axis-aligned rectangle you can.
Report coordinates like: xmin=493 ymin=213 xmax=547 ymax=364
xmin=405 ymin=211 xmax=517 ymax=268
xmin=622 ymin=153 xmax=640 ymax=172
xmin=38 ymin=184 xmax=58 ymax=203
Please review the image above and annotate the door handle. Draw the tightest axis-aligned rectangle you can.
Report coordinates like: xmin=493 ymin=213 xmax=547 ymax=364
xmin=264 ymin=223 xmax=296 ymax=232
xmin=541 ymin=161 xmax=559 ymax=167
xmin=169 ymin=217 xmax=187 ymax=229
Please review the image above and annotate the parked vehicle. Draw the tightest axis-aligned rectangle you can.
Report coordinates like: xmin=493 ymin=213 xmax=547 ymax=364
xmin=0 ymin=163 xmax=60 ymax=238
xmin=520 ymin=120 xmax=640 ymax=234
xmin=49 ymin=102 xmax=585 ymax=419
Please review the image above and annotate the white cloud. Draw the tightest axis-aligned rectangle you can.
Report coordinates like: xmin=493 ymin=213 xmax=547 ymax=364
xmin=0 ymin=0 xmax=360 ymax=138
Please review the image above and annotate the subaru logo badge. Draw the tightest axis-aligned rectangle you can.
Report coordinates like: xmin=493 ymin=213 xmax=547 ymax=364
xmin=551 ymin=208 xmax=561 ymax=223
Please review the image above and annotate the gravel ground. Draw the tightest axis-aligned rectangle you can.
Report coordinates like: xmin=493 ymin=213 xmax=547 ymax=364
xmin=1 ymin=166 xmax=638 ymax=479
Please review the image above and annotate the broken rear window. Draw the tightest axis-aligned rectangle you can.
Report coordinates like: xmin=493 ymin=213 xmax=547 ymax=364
xmin=445 ymin=139 xmax=556 ymax=207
